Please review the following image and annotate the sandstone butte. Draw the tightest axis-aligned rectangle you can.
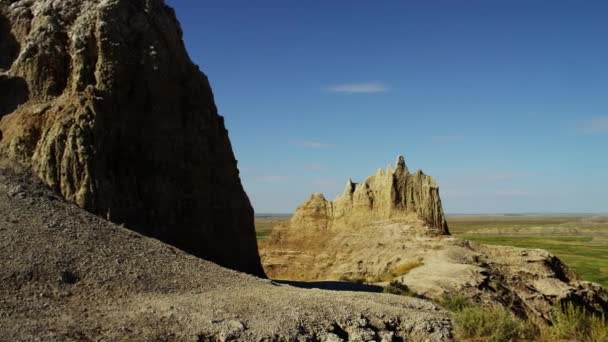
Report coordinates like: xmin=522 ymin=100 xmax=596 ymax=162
xmin=0 ymin=0 xmax=263 ymax=276
xmin=260 ymin=156 xmax=608 ymax=323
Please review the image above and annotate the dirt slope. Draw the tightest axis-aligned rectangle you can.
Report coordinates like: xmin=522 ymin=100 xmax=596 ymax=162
xmin=0 ymin=166 xmax=452 ymax=341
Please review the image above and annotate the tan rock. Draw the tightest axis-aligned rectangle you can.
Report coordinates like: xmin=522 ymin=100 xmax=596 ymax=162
xmin=321 ymin=155 xmax=449 ymax=233
xmin=0 ymin=0 xmax=263 ymax=276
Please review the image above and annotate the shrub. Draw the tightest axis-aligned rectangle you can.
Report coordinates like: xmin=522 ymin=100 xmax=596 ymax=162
xmin=383 ymin=281 xmax=414 ymax=296
xmin=542 ymin=303 xmax=608 ymax=342
xmin=441 ymin=295 xmax=471 ymax=312
xmin=454 ymin=305 xmax=532 ymax=342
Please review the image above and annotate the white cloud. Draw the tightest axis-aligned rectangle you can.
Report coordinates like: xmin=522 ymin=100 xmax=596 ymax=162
xmin=579 ymin=117 xmax=608 ymax=134
xmin=326 ymin=81 xmax=388 ymax=94
xmin=291 ymin=140 xmax=334 ymax=148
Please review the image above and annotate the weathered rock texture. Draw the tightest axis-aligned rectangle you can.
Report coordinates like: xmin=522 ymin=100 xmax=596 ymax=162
xmin=293 ymin=156 xmax=449 ymax=235
xmin=0 ymin=167 xmax=453 ymax=341
xmin=260 ymin=157 xmax=608 ymax=323
xmin=0 ymin=0 xmax=264 ymax=275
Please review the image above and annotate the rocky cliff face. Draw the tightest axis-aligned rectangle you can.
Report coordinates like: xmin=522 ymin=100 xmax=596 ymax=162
xmin=260 ymin=157 xmax=608 ymax=323
xmin=289 ymin=156 xmax=449 ymax=235
xmin=0 ymin=0 xmax=264 ymax=276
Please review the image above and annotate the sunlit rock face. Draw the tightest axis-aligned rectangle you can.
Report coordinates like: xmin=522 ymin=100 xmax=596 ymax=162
xmin=261 ymin=155 xmax=449 ymax=280
xmin=0 ymin=0 xmax=264 ymax=276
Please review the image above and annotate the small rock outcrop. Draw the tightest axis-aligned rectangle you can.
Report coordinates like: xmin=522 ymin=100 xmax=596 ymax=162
xmin=260 ymin=156 xmax=608 ymax=323
xmin=0 ymin=0 xmax=263 ymax=276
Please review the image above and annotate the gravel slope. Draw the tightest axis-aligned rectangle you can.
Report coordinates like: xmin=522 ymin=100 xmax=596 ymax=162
xmin=0 ymin=166 xmax=452 ymax=341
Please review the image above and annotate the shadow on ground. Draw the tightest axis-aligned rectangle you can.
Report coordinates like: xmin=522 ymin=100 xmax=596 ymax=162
xmin=275 ymin=280 xmax=383 ymax=293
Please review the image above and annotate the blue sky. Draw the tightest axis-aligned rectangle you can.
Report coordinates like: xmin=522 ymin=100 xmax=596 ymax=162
xmin=166 ymin=1 xmax=608 ymax=214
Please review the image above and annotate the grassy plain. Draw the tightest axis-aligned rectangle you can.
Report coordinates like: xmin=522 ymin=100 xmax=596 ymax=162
xmin=449 ymin=215 xmax=608 ymax=287
xmin=255 ymin=214 xmax=608 ymax=287
xmin=254 ymin=214 xmax=291 ymax=240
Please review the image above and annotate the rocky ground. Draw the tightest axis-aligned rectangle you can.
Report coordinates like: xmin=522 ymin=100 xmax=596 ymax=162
xmin=0 ymin=166 xmax=452 ymax=341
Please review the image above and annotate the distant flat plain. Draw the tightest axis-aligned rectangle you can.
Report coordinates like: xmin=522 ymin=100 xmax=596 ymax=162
xmin=255 ymin=214 xmax=608 ymax=287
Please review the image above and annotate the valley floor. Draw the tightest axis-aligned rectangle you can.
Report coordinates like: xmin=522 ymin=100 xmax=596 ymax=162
xmin=256 ymin=214 xmax=608 ymax=287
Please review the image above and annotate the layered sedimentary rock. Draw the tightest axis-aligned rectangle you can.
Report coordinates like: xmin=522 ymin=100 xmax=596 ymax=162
xmin=260 ymin=156 xmax=608 ymax=323
xmin=294 ymin=156 xmax=449 ymax=234
xmin=0 ymin=0 xmax=263 ymax=276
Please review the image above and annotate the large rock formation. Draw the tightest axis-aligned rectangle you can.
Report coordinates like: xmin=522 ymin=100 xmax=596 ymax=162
xmin=291 ymin=155 xmax=449 ymax=235
xmin=0 ymin=167 xmax=453 ymax=341
xmin=0 ymin=0 xmax=263 ymax=275
xmin=260 ymin=156 xmax=608 ymax=323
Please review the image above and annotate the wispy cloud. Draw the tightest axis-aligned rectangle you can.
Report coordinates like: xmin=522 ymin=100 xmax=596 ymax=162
xmin=255 ymin=175 xmax=289 ymax=183
xmin=579 ymin=117 xmax=608 ymax=134
xmin=431 ymin=135 xmax=464 ymax=143
xmin=326 ymin=81 xmax=388 ymax=94
xmin=291 ymin=140 xmax=334 ymax=148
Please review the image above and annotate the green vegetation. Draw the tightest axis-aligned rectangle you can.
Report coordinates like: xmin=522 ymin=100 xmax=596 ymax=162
xmin=441 ymin=295 xmax=472 ymax=312
xmin=438 ymin=295 xmax=534 ymax=341
xmin=254 ymin=215 xmax=289 ymax=240
xmin=454 ymin=305 xmax=533 ymax=341
xmin=449 ymin=215 xmax=608 ymax=287
xmin=440 ymin=295 xmax=608 ymax=341
xmin=542 ymin=303 xmax=608 ymax=342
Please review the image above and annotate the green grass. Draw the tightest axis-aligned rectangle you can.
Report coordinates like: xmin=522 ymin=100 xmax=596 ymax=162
xmin=449 ymin=215 xmax=608 ymax=288
xmin=254 ymin=219 xmax=275 ymax=240
xmin=542 ymin=303 xmax=608 ymax=342
xmin=443 ymin=297 xmax=608 ymax=342
xmin=254 ymin=216 xmax=289 ymax=240
xmin=453 ymin=305 xmax=533 ymax=341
